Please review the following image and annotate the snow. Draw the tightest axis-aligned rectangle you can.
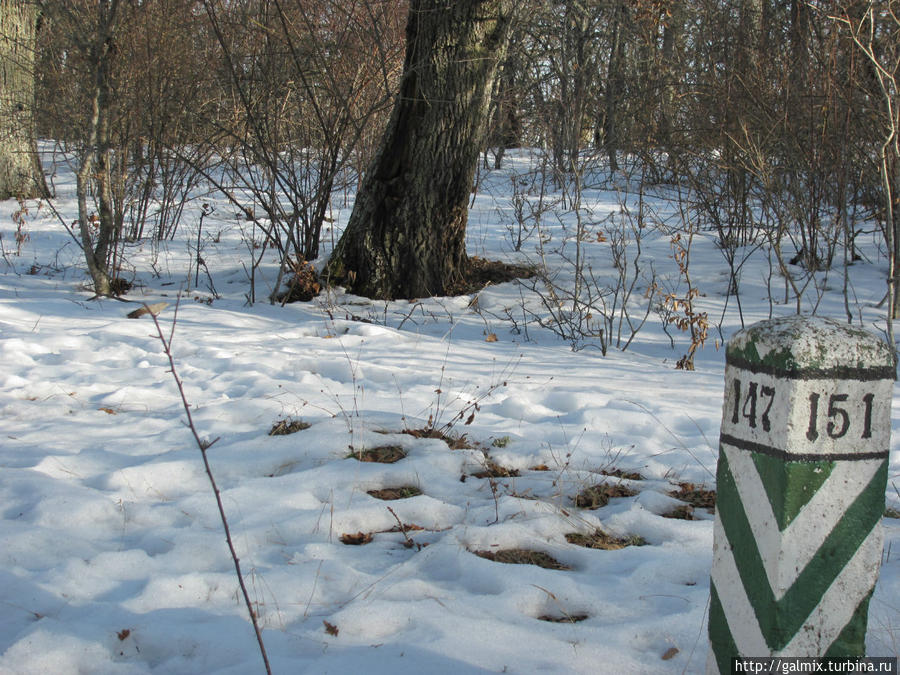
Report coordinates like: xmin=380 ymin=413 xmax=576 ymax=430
xmin=0 ymin=150 xmax=898 ymax=673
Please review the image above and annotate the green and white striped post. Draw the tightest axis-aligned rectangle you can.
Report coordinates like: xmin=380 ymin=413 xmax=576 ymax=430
xmin=708 ymin=316 xmax=894 ymax=673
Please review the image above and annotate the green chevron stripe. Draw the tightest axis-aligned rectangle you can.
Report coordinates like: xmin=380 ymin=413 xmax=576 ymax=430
xmin=717 ymin=452 xmax=887 ymax=651
xmin=750 ymin=452 xmax=836 ymax=530
xmin=824 ymin=588 xmax=874 ymax=657
xmin=709 ymin=581 xmax=739 ymax=674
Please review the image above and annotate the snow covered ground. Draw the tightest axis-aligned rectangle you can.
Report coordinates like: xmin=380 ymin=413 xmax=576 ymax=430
xmin=1 ymin=151 xmax=898 ymax=673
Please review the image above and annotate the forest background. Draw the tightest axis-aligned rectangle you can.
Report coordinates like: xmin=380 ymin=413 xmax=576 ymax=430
xmin=2 ymin=2 xmax=900 ymax=674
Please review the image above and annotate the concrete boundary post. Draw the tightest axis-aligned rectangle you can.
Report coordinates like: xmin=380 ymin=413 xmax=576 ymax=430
xmin=708 ymin=316 xmax=894 ymax=673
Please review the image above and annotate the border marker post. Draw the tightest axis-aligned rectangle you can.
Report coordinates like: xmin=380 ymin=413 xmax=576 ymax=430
xmin=708 ymin=316 xmax=894 ymax=673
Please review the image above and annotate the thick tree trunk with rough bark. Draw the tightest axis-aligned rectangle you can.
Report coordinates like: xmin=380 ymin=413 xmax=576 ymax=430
xmin=326 ymin=0 xmax=514 ymax=300
xmin=0 ymin=0 xmax=46 ymax=200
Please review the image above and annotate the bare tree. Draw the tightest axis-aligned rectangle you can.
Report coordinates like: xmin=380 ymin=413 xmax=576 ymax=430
xmin=829 ymin=2 xmax=900 ymax=323
xmin=326 ymin=0 xmax=516 ymax=299
xmin=37 ymin=0 xmax=214 ymax=295
xmin=201 ymin=0 xmax=404 ymax=302
xmin=0 ymin=0 xmax=46 ymax=200
xmin=601 ymin=1 xmax=628 ymax=174
xmin=68 ymin=0 xmax=121 ymax=296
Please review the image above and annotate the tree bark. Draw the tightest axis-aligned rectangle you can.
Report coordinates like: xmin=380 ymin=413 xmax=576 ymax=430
xmin=657 ymin=2 xmax=685 ymax=156
xmin=601 ymin=1 xmax=627 ymax=174
xmin=326 ymin=0 xmax=514 ymax=300
xmin=66 ymin=0 xmax=120 ymax=296
xmin=0 ymin=0 xmax=47 ymax=200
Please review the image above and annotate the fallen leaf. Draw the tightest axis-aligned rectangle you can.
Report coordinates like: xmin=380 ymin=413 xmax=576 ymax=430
xmin=117 ymin=629 xmax=131 ymax=641
xmin=98 ymin=407 xmax=117 ymax=415
xmin=661 ymin=647 xmax=679 ymax=660
xmin=126 ymin=302 xmax=169 ymax=319
xmin=485 ymin=333 xmax=498 ymax=342
xmin=340 ymin=531 xmax=373 ymax=545
xmin=323 ymin=621 xmax=339 ymax=636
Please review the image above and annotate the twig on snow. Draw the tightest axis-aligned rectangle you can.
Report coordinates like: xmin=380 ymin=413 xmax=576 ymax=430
xmin=143 ymin=298 xmax=272 ymax=675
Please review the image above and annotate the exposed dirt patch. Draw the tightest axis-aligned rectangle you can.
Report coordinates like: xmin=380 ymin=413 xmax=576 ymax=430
xmin=565 ymin=530 xmax=647 ymax=550
xmin=348 ymin=446 xmax=407 ymax=463
xmin=339 ymin=521 xmax=428 ymax=547
xmin=669 ymin=482 xmax=716 ymax=510
xmin=367 ymin=486 xmax=423 ymax=500
xmin=446 ymin=256 xmax=537 ymax=295
xmin=472 ymin=460 xmax=520 ymax=479
xmin=574 ymin=483 xmax=638 ymax=509
xmin=109 ymin=277 xmax=133 ymax=296
xmin=599 ymin=468 xmax=643 ymax=480
xmin=473 ymin=548 xmax=570 ymax=570
xmin=663 ymin=504 xmax=696 ymax=520
xmin=537 ymin=612 xmax=590 ymax=623
xmin=385 ymin=523 xmax=424 ymax=533
xmin=402 ymin=427 xmax=473 ymax=449
xmin=268 ymin=417 xmax=311 ymax=436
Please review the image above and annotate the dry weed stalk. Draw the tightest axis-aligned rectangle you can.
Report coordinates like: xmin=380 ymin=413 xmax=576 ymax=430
xmin=143 ymin=299 xmax=272 ymax=675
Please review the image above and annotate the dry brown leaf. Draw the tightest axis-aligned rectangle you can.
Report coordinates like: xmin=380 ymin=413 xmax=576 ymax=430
xmin=485 ymin=333 xmax=498 ymax=342
xmin=339 ymin=532 xmax=373 ymax=545
xmin=126 ymin=302 xmax=169 ymax=319
xmin=323 ymin=621 xmax=339 ymax=636
xmin=661 ymin=647 xmax=679 ymax=660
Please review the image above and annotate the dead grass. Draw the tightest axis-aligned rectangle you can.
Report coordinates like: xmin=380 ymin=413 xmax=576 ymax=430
xmin=598 ymin=468 xmax=643 ymax=480
xmin=348 ymin=446 xmax=407 ymax=463
xmin=339 ymin=521 xmax=427 ymax=547
xmin=268 ymin=417 xmax=311 ymax=436
xmin=537 ymin=613 xmax=589 ymax=623
xmin=385 ymin=523 xmax=424 ymax=533
xmin=663 ymin=504 xmax=696 ymax=520
xmin=402 ymin=427 xmax=473 ymax=449
xmin=574 ymin=483 xmax=638 ymax=509
xmin=445 ymin=256 xmax=537 ymax=295
xmin=668 ymin=482 xmax=716 ymax=510
xmin=473 ymin=548 xmax=570 ymax=570
xmin=275 ymin=258 xmax=321 ymax=303
xmin=472 ymin=460 xmax=520 ymax=479
xmin=565 ymin=530 xmax=647 ymax=550
xmin=367 ymin=486 xmax=423 ymax=500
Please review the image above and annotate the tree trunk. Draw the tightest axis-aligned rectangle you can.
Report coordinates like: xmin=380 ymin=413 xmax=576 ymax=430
xmin=601 ymin=1 xmax=627 ymax=174
xmin=657 ymin=5 xmax=680 ymax=152
xmin=0 ymin=0 xmax=47 ymax=200
xmin=325 ymin=0 xmax=514 ymax=300
xmin=72 ymin=0 xmax=120 ymax=296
